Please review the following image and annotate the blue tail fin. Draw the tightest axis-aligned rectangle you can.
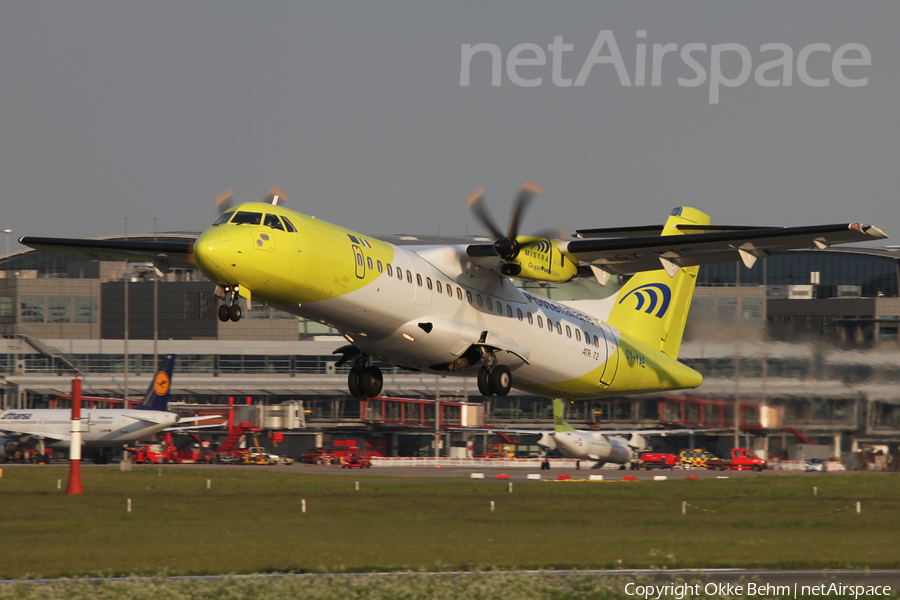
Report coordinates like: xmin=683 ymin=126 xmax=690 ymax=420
xmin=135 ymin=354 xmax=175 ymax=411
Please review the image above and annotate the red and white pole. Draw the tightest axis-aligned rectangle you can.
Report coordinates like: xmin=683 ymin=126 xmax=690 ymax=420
xmin=66 ymin=376 xmax=84 ymax=495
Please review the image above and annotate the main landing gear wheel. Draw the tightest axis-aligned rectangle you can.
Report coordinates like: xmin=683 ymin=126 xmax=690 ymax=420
xmin=217 ymin=305 xmax=230 ymax=322
xmin=348 ymin=369 xmax=362 ymax=398
xmin=359 ymin=366 xmax=383 ymax=397
xmin=348 ymin=365 xmax=383 ymax=397
xmin=490 ymin=365 xmax=512 ymax=396
xmin=477 ymin=367 xmax=492 ymax=396
xmin=477 ymin=365 xmax=512 ymax=396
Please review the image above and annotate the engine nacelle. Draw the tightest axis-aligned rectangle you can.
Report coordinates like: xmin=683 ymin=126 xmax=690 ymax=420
xmin=0 ymin=437 xmax=21 ymax=459
xmin=501 ymin=237 xmax=578 ymax=283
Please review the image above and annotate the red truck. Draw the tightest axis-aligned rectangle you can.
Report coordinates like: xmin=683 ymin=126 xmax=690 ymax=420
xmin=640 ymin=452 xmax=678 ymax=470
xmin=705 ymin=448 xmax=768 ymax=471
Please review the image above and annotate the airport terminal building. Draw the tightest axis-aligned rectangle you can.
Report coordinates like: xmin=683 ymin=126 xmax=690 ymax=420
xmin=2 ymin=235 xmax=900 ymax=465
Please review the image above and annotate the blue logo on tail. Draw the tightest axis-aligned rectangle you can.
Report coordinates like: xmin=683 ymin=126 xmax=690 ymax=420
xmin=136 ymin=354 xmax=175 ymax=411
xmin=618 ymin=283 xmax=672 ymax=318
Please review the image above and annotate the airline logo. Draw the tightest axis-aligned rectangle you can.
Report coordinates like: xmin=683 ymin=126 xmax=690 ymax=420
xmin=154 ymin=370 xmax=170 ymax=396
xmin=618 ymin=283 xmax=671 ymax=318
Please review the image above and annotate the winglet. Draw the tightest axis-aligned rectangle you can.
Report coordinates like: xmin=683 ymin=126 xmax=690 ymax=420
xmin=135 ymin=354 xmax=175 ymax=411
xmin=552 ymin=399 xmax=577 ymax=433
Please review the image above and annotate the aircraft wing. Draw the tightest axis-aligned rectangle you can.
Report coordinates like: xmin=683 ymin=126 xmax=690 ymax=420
xmin=18 ymin=237 xmax=195 ymax=273
xmin=0 ymin=428 xmax=69 ymax=444
xmin=560 ymin=223 xmax=888 ymax=275
xmin=466 ymin=222 xmax=887 ymax=278
xmin=163 ymin=423 xmax=223 ymax=432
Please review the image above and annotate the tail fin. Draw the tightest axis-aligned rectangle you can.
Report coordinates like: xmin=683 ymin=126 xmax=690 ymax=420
xmin=606 ymin=207 xmax=709 ymax=359
xmin=552 ymin=399 xmax=577 ymax=432
xmin=135 ymin=354 xmax=175 ymax=411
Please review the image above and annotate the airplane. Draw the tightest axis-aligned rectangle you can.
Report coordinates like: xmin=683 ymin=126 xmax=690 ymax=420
xmin=20 ymin=183 xmax=888 ymax=403
xmin=0 ymin=354 xmax=216 ymax=463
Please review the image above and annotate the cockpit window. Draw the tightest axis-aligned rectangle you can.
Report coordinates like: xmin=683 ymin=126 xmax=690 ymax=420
xmin=281 ymin=216 xmax=298 ymax=233
xmin=213 ymin=211 xmax=235 ymax=225
xmin=231 ymin=211 xmax=263 ymax=225
xmin=264 ymin=214 xmax=285 ymax=231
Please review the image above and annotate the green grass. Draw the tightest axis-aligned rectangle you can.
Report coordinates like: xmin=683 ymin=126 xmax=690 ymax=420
xmin=0 ymin=467 xmax=898 ymax=579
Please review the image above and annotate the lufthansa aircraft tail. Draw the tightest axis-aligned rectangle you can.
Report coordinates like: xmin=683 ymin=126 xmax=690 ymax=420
xmin=135 ymin=354 xmax=175 ymax=411
xmin=606 ymin=207 xmax=710 ymax=359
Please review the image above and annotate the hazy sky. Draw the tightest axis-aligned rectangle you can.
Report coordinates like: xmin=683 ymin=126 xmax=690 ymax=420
xmin=2 ymin=1 xmax=898 ymax=251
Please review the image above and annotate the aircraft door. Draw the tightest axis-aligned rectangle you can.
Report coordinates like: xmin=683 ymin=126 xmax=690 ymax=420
xmin=352 ymin=245 xmax=366 ymax=279
xmin=598 ymin=324 xmax=620 ymax=387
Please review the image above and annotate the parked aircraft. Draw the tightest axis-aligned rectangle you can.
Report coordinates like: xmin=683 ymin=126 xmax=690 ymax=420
xmin=21 ymin=183 xmax=887 ymax=402
xmin=0 ymin=354 xmax=213 ymax=463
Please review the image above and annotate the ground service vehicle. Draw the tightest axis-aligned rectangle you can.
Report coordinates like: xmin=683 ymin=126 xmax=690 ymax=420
xmin=640 ymin=452 xmax=678 ymax=470
xmin=302 ymin=447 xmax=336 ymax=464
xmin=679 ymin=448 xmax=715 ymax=468
xmin=341 ymin=449 xmax=371 ymax=469
xmin=705 ymin=448 xmax=768 ymax=471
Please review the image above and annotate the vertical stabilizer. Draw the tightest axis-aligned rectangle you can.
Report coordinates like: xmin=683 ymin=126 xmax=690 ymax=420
xmin=606 ymin=207 xmax=710 ymax=359
xmin=135 ymin=354 xmax=175 ymax=411
xmin=552 ymin=399 xmax=577 ymax=432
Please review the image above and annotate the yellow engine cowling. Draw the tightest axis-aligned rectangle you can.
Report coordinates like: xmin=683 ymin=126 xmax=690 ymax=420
xmin=500 ymin=237 xmax=578 ymax=283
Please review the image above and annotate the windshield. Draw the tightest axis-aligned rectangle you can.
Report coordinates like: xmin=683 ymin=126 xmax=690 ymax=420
xmin=213 ymin=211 xmax=235 ymax=225
xmin=231 ymin=211 xmax=263 ymax=225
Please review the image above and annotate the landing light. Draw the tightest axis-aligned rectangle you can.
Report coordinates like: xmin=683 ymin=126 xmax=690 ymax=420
xmin=402 ymin=333 xmax=415 ymax=342
xmin=344 ymin=334 xmax=354 ymax=343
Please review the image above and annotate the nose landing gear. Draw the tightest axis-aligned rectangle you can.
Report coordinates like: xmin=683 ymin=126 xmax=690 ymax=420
xmin=217 ymin=285 xmax=243 ymax=322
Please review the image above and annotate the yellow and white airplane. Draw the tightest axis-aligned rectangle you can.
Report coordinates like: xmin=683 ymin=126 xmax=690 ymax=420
xmin=21 ymin=182 xmax=887 ymax=400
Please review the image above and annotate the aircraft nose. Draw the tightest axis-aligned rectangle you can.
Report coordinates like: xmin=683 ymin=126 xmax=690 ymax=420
xmin=194 ymin=229 xmax=238 ymax=283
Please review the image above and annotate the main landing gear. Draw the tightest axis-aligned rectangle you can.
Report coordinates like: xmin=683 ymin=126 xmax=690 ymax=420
xmin=476 ymin=349 xmax=511 ymax=397
xmin=217 ymin=285 xmax=243 ymax=322
xmin=334 ymin=345 xmax=382 ymax=398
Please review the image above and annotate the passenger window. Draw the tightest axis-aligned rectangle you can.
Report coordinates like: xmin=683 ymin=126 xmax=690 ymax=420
xmin=281 ymin=216 xmax=298 ymax=232
xmin=517 ymin=308 xmax=523 ymax=321
xmin=527 ymin=312 xmax=533 ymax=325
xmin=387 ymin=264 xmax=393 ymax=277
xmin=466 ymin=291 xmax=472 ymax=303
xmin=436 ymin=281 xmax=442 ymax=294
xmin=575 ymin=329 xmax=581 ymax=342
xmin=486 ymin=298 xmax=493 ymax=311
xmin=416 ymin=274 xmax=423 ymax=287
xmin=214 ymin=211 xmax=235 ymax=225
xmin=566 ymin=325 xmax=572 ymax=338
xmin=584 ymin=331 xmax=591 ymax=344
xmin=547 ymin=318 xmax=553 ymax=330
xmin=496 ymin=301 xmax=503 ymax=315
xmin=458 ymin=288 xmax=463 ymax=301
xmin=426 ymin=277 xmax=433 ymax=290
xmin=264 ymin=214 xmax=285 ymax=230
xmin=407 ymin=271 xmax=412 ymax=284
xmin=557 ymin=322 xmax=562 ymax=335
xmin=508 ymin=305 xmax=514 ymax=318
xmin=231 ymin=211 xmax=263 ymax=225
xmin=367 ymin=257 xmax=374 ymax=270
xmin=594 ymin=335 xmax=600 ymax=348
xmin=356 ymin=254 xmax=363 ymax=267
xmin=397 ymin=268 xmax=403 ymax=280
xmin=377 ymin=260 xmax=383 ymax=273
xmin=477 ymin=295 xmax=483 ymax=307
xmin=537 ymin=316 xmax=543 ymax=328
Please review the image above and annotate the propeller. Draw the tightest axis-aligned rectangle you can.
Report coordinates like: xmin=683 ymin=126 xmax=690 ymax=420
xmin=264 ymin=185 xmax=290 ymax=206
xmin=214 ymin=189 xmax=233 ymax=215
xmin=467 ymin=180 xmax=544 ymax=260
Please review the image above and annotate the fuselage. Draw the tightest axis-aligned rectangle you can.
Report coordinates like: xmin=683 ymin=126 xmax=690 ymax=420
xmin=0 ymin=409 xmax=178 ymax=448
xmin=545 ymin=430 xmax=633 ymax=464
xmin=193 ymin=202 xmax=702 ymax=399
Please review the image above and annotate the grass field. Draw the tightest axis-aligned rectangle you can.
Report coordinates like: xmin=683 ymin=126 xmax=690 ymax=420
xmin=0 ymin=467 xmax=898 ymax=579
